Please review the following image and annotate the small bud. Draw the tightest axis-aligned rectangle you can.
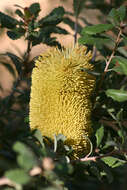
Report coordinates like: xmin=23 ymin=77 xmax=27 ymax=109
xmin=42 ymin=157 xmax=55 ymax=171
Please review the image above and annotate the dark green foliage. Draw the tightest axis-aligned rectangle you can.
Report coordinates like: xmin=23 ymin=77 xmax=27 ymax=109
xmin=0 ymin=1 xmax=127 ymax=190
xmin=0 ymin=4 xmax=67 ymax=46
xmin=5 ymin=169 xmax=31 ymax=185
xmin=0 ymin=12 xmax=18 ymax=29
xmin=29 ymin=3 xmax=41 ymax=17
xmin=39 ymin=7 xmax=65 ymax=26
xmin=7 ymin=28 xmax=26 ymax=40
xmin=81 ymin=24 xmax=114 ymax=35
xmin=108 ymin=6 xmax=126 ymax=25
xmin=106 ymin=89 xmax=127 ymax=102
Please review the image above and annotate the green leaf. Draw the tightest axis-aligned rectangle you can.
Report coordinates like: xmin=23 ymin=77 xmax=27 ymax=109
xmin=108 ymin=7 xmax=124 ymax=25
xmin=24 ymin=7 xmax=32 ymax=19
xmin=39 ymin=7 xmax=65 ymax=26
xmin=15 ymin=9 xmax=24 ymax=18
xmin=7 ymin=26 xmax=26 ymax=40
xmin=29 ymin=25 xmax=63 ymax=47
xmin=33 ymin=129 xmax=45 ymax=148
xmin=117 ymin=47 xmax=127 ymax=58
xmin=123 ymin=36 xmax=127 ymax=45
xmin=79 ymin=34 xmax=110 ymax=48
xmin=7 ymin=29 xmax=25 ymax=40
xmin=24 ymin=116 xmax=29 ymax=123
xmin=95 ymin=125 xmax=104 ymax=147
xmin=112 ymin=56 xmax=127 ymax=75
xmin=73 ymin=0 xmax=85 ymax=18
xmin=106 ymin=89 xmax=127 ymax=102
xmin=29 ymin=3 xmax=41 ymax=16
xmin=112 ymin=65 xmax=124 ymax=74
xmin=5 ymin=169 xmax=31 ymax=185
xmin=0 ymin=11 xmax=18 ymax=29
xmin=116 ymin=108 xmax=123 ymax=121
xmin=13 ymin=141 xmax=37 ymax=170
xmin=81 ymin=24 xmax=113 ymax=35
xmin=51 ymin=26 xmax=68 ymax=35
xmin=101 ymin=156 xmax=126 ymax=168
xmin=118 ymin=5 xmax=126 ymax=21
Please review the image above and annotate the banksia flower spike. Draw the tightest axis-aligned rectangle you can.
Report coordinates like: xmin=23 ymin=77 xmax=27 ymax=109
xmin=30 ymin=45 xmax=95 ymax=159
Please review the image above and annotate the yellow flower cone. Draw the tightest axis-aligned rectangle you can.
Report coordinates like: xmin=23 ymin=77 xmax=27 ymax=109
xmin=29 ymin=45 xmax=95 ymax=159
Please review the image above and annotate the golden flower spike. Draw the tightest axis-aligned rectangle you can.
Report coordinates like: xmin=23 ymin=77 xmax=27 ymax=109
xmin=29 ymin=45 xmax=95 ymax=159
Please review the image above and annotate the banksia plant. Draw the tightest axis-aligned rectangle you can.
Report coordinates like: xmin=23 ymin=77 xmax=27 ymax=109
xmin=29 ymin=45 xmax=95 ymax=159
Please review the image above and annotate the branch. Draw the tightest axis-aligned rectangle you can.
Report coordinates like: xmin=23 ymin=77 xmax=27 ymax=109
xmin=0 ymin=177 xmax=21 ymax=189
xmin=24 ymin=40 xmax=31 ymax=62
xmin=0 ymin=177 xmax=13 ymax=186
xmin=104 ymin=28 xmax=122 ymax=72
xmin=79 ymin=149 xmax=127 ymax=162
xmin=96 ymin=27 xmax=122 ymax=94
xmin=74 ymin=17 xmax=78 ymax=44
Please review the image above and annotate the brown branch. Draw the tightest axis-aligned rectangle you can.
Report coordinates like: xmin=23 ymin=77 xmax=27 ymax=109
xmin=0 ymin=177 xmax=13 ymax=186
xmin=96 ymin=27 xmax=122 ymax=94
xmin=78 ymin=149 xmax=127 ymax=162
xmin=0 ymin=177 xmax=21 ymax=189
xmin=104 ymin=28 xmax=122 ymax=72
xmin=29 ymin=166 xmax=42 ymax=176
xmin=74 ymin=17 xmax=78 ymax=45
xmin=80 ymin=150 xmax=115 ymax=162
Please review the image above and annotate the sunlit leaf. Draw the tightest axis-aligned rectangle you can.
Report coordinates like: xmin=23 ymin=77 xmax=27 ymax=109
xmin=95 ymin=125 xmax=104 ymax=147
xmin=112 ymin=56 xmax=127 ymax=75
xmin=106 ymin=89 xmax=127 ymax=102
xmin=81 ymin=24 xmax=113 ymax=35
xmin=79 ymin=34 xmax=110 ymax=48
xmin=5 ymin=169 xmax=31 ymax=184
xmin=102 ymin=156 xmax=126 ymax=168
xmin=13 ymin=142 xmax=37 ymax=170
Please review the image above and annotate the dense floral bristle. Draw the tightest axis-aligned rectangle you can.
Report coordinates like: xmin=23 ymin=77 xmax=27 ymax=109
xmin=29 ymin=45 xmax=95 ymax=159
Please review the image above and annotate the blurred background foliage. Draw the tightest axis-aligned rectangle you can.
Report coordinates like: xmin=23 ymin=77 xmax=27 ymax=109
xmin=0 ymin=0 xmax=127 ymax=190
